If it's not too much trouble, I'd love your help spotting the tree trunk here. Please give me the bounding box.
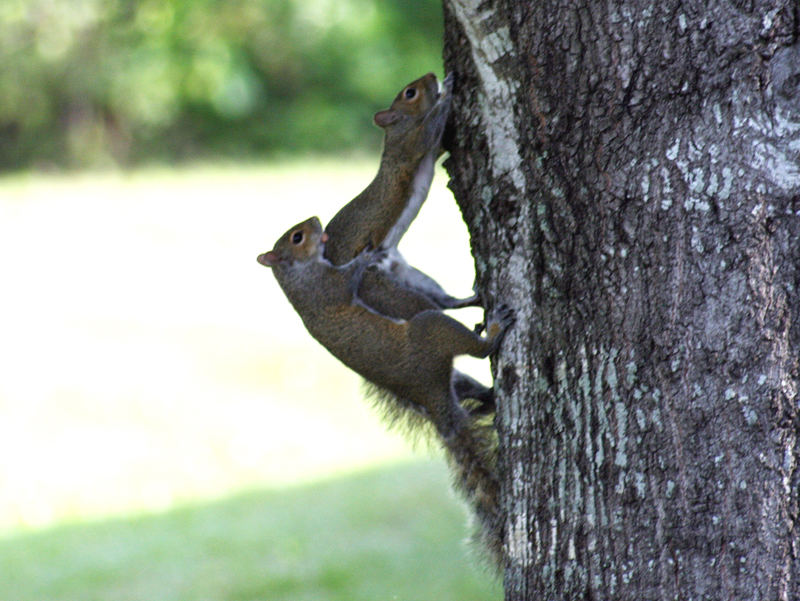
[441,1,800,599]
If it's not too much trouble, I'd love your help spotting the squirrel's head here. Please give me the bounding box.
[258,217,327,268]
[373,72,452,130]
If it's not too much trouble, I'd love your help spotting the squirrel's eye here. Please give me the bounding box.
[291,231,304,245]
[404,87,417,100]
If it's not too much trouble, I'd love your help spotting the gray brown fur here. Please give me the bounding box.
[322,73,478,309]
[258,217,512,566]
[259,217,510,435]
[324,73,450,265]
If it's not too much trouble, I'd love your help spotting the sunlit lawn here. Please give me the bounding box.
[0,463,501,601]
[0,160,497,599]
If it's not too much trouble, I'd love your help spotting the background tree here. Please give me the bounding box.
[442,1,799,599]
[0,0,443,169]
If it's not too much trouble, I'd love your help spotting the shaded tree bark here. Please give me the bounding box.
[442,1,800,599]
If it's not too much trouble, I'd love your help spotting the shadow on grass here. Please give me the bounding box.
[0,460,501,601]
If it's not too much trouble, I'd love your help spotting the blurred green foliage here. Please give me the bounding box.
[0,0,443,169]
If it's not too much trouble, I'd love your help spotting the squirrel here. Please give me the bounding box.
[323,72,479,310]
[257,216,513,566]
[356,260,495,417]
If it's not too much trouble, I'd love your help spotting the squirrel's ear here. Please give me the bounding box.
[257,252,279,267]
[374,109,400,128]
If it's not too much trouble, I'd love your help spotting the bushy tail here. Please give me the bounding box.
[362,379,504,566]
[361,380,436,445]
[442,417,503,569]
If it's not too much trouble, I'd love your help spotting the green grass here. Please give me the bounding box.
[0,162,497,598]
[0,461,501,601]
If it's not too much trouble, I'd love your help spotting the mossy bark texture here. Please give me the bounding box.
[442,1,800,599]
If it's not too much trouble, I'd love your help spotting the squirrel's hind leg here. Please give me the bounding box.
[452,371,495,416]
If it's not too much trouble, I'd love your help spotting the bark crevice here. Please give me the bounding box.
[443,1,800,599]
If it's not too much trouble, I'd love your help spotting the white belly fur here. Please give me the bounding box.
[380,151,435,250]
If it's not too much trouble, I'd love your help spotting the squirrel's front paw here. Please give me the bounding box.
[486,304,515,343]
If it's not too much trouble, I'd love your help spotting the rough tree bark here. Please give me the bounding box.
[441,1,799,599]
